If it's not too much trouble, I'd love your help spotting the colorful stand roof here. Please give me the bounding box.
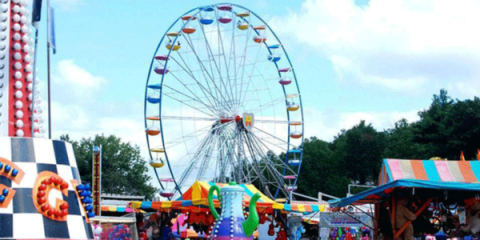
[131,181,325,214]
[100,205,144,213]
[379,159,480,184]
[330,159,480,208]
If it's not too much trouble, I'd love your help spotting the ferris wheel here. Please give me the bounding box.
[144,3,304,201]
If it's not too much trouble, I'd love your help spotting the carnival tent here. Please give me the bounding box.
[330,159,480,208]
[329,159,480,240]
[131,181,326,214]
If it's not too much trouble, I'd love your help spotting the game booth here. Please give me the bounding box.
[305,205,374,240]
[329,159,480,240]
[130,181,327,240]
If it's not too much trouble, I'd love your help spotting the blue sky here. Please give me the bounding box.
[30,0,480,150]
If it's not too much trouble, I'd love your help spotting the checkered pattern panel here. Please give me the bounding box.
[0,137,94,239]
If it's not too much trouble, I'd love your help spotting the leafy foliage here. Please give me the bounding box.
[293,90,480,199]
[60,134,157,200]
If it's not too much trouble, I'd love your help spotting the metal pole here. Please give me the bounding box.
[30,27,39,137]
[46,0,51,139]
[99,145,102,216]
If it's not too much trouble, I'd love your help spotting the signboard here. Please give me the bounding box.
[242,113,254,131]
[320,212,372,228]
[92,146,102,216]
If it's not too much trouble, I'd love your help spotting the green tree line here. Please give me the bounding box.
[60,90,480,201]
[60,135,157,200]
[295,90,480,198]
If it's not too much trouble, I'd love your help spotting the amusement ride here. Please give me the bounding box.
[144,3,304,201]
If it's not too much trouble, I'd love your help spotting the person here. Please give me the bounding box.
[141,212,162,240]
[379,202,393,240]
[92,221,102,240]
[160,222,173,240]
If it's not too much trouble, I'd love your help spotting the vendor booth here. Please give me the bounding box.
[330,159,480,240]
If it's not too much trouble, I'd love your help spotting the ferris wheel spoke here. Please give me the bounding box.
[183,33,233,112]
[250,132,297,175]
[195,140,217,181]
[243,95,286,113]
[197,15,235,109]
[238,52,266,109]
[162,85,219,117]
[240,59,273,111]
[161,115,218,121]
[229,15,238,107]
[248,132,291,197]
[250,133,288,152]
[211,125,237,182]
[229,128,250,184]
[166,72,222,115]
[243,131,274,198]
[252,126,294,146]
[169,53,227,111]
[176,133,216,191]
[213,10,236,107]
[235,17,254,109]
[174,122,233,192]
[236,22,268,108]
[172,47,232,112]
[163,123,215,149]
[198,129,229,181]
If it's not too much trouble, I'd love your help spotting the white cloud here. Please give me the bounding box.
[53,59,106,95]
[49,60,143,146]
[270,0,480,96]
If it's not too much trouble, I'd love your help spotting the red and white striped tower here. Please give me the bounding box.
[0,0,43,137]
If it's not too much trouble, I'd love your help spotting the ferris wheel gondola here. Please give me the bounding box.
[144,4,304,201]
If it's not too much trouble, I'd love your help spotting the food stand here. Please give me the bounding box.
[329,159,480,240]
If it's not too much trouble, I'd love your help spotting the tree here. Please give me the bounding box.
[60,134,157,200]
[384,119,432,159]
[335,121,386,185]
[413,89,455,158]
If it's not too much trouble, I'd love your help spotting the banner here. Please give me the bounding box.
[32,0,42,27]
[319,212,373,228]
[48,6,57,54]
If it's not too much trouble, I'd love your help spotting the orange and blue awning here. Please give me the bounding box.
[379,159,480,184]
[329,179,480,208]
[330,159,480,208]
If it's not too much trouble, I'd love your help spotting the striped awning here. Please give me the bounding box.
[330,159,480,208]
[379,159,480,184]
[329,179,480,207]
[101,205,144,213]
[131,181,326,214]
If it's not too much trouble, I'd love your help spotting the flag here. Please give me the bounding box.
[477,149,480,160]
[48,6,56,54]
[460,151,465,161]
[32,0,42,28]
